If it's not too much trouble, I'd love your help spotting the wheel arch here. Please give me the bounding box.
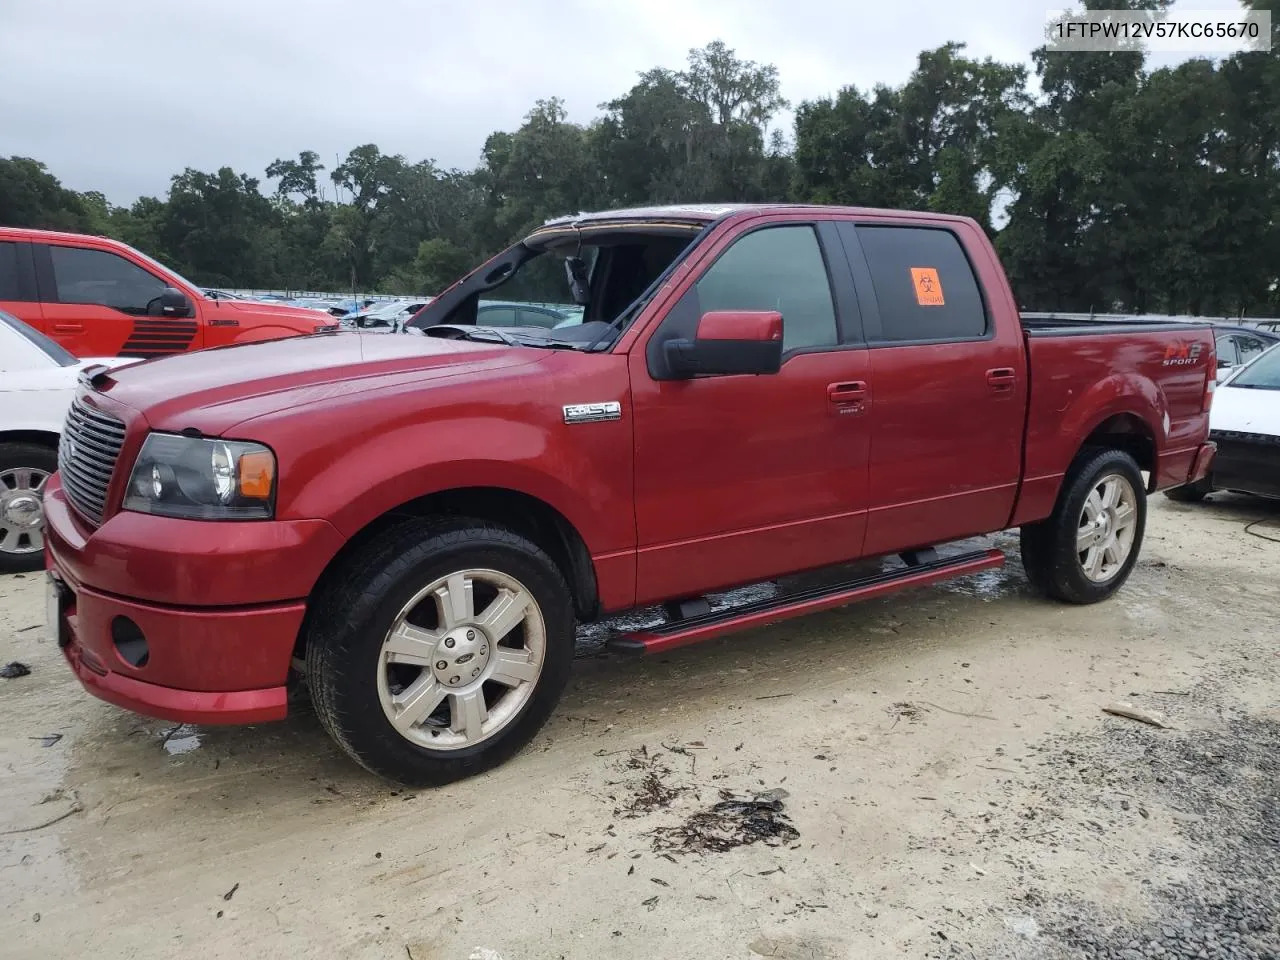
[1079,412,1158,490]
[296,485,601,661]
[0,429,60,450]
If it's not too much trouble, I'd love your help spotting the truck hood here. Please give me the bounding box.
[92,331,539,435]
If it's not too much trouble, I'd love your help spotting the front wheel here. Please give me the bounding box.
[1020,448,1146,605]
[306,518,576,786]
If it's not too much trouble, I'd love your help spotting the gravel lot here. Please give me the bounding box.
[1,495,1277,960]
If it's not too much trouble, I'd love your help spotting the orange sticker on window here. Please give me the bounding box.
[910,267,945,306]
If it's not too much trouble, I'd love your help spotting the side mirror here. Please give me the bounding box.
[664,310,783,379]
[149,286,193,318]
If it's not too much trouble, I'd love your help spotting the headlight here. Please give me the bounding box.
[123,433,276,520]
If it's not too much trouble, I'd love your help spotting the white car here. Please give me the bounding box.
[0,310,134,572]
[343,298,433,332]
[1166,341,1280,502]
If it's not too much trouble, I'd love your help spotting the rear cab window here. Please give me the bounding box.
[840,224,988,344]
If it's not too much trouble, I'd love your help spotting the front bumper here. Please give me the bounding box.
[49,566,300,725]
[1209,431,1280,498]
[44,478,335,725]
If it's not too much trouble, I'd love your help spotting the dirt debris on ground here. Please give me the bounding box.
[650,788,800,856]
[0,495,1278,959]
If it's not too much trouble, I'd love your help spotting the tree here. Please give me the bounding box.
[0,157,95,232]
[6,29,1280,314]
[158,167,281,287]
[266,150,326,206]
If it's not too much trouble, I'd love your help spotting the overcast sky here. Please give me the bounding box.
[0,0,1244,205]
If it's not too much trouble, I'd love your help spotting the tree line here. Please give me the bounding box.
[3,0,1279,316]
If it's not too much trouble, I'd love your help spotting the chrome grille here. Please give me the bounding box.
[59,397,126,525]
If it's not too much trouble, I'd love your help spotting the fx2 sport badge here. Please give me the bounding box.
[1162,342,1204,367]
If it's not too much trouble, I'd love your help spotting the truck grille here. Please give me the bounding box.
[58,397,127,525]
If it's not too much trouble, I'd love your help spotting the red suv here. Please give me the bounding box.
[0,228,335,358]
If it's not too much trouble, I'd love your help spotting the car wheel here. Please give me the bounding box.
[1164,474,1214,503]
[306,517,575,786]
[1019,448,1147,605]
[0,442,56,575]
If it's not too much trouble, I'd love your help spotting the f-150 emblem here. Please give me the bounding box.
[563,402,622,424]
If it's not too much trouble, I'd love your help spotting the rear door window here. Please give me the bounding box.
[852,226,987,343]
[47,245,167,314]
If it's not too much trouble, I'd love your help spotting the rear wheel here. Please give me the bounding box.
[0,442,56,574]
[306,517,575,786]
[1164,474,1213,503]
[1020,448,1146,604]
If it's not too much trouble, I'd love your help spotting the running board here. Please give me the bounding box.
[607,548,1005,656]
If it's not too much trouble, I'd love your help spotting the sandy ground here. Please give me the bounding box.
[1,495,1277,960]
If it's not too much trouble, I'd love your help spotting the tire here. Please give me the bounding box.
[0,442,57,575]
[1164,474,1213,503]
[306,517,576,786]
[1018,448,1147,605]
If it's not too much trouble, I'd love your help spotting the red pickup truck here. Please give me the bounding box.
[43,204,1217,785]
[0,227,336,358]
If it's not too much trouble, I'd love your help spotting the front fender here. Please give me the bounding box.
[276,412,635,562]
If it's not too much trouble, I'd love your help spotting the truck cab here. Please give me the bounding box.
[0,227,335,358]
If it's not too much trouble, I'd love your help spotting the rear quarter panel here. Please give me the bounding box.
[1015,327,1212,524]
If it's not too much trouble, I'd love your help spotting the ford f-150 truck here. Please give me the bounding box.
[43,204,1217,786]
[0,227,336,358]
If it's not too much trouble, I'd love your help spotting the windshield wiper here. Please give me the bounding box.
[458,326,521,346]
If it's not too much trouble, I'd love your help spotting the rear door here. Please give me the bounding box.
[835,220,1026,555]
[629,218,872,604]
[0,239,43,332]
[35,242,203,358]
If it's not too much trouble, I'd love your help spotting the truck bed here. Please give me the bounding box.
[1020,314,1214,337]
[1013,315,1216,526]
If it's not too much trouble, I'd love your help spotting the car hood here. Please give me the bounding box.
[1213,383,1280,436]
[91,331,541,435]
[217,299,334,325]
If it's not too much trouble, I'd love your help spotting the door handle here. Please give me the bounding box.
[986,367,1016,392]
[827,381,868,404]
[53,322,84,333]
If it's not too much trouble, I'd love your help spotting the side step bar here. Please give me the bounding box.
[608,548,1005,656]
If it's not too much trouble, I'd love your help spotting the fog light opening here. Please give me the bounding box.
[111,616,149,668]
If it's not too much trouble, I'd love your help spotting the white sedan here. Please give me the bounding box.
[1166,341,1280,502]
[0,310,133,572]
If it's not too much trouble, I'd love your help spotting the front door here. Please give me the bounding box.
[35,242,203,358]
[629,219,872,605]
